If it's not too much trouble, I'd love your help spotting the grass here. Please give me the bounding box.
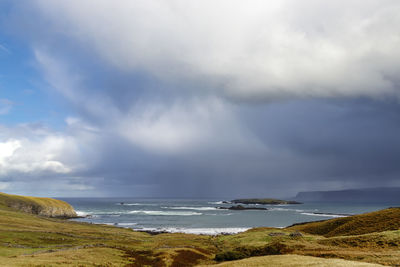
[0,205,217,266]
[288,207,400,237]
[2,247,130,266]
[198,255,385,266]
[0,192,76,218]
[0,194,399,266]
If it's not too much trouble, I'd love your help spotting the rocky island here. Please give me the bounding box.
[217,205,268,210]
[231,198,302,205]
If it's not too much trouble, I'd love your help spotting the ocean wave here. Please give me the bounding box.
[208,201,231,204]
[116,222,138,226]
[93,212,126,216]
[116,203,157,206]
[94,222,137,227]
[128,210,202,216]
[76,211,125,216]
[300,212,349,218]
[134,227,250,235]
[269,207,292,211]
[163,206,218,211]
[269,208,305,212]
[76,211,92,216]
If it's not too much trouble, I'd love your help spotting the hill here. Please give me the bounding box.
[0,193,399,266]
[287,207,400,237]
[0,192,77,218]
[199,255,384,267]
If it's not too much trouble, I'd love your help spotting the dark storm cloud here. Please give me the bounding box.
[1,0,400,197]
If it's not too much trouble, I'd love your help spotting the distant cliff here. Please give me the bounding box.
[295,187,400,203]
[0,192,77,218]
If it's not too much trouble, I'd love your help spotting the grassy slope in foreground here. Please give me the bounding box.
[232,198,302,205]
[198,255,383,267]
[0,192,76,218]
[288,207,400,237]
[0,195,400,266]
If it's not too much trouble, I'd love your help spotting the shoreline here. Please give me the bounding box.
[72,209,352,236]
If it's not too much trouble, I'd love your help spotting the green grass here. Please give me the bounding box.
[199,254,384,267]
[0,192,76,217]
[0,194,399,266]
[288,207,400,237]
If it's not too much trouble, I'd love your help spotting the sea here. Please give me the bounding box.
[60,198,399,235]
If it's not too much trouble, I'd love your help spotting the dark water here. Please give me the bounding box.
[61,198,398,235]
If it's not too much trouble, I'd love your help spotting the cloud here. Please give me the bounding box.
[0,182,10,190]
[1,0,400,197]
[34,48,262,154]
[117,97,263,153]
[0,124,80,178]
[29,0,400,101]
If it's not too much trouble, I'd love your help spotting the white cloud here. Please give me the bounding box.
[33,0,400,100]
[34,49,263,154]
[0,129,81,177]
[3,0,400,197]
[0,139,20,164]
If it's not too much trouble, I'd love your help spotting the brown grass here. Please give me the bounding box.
[1,195,400,266]
[288,207,400,237]
[170,249,207,267]
[199,254,385,267]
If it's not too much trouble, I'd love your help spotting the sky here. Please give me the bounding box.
[0,0,400,198]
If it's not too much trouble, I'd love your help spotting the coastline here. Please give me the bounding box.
[1,197,400,266]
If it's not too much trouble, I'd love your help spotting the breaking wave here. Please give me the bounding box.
[134,227,250,235]
[116,203,157,206]
[208,201,231,204]
[128,210,202,216]
[300,212,349,218]
[163,206,218,211]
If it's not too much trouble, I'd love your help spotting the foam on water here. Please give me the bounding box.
[269,208,305,212]
[117,203,157,206]
[300,212,348,218]
[76,211,92,216]
[163,206,218,211]
[208,201,230,204]
[66,198,389,236]
[134,227,250,235]
[116,222,138,226]
[128,210,202,216]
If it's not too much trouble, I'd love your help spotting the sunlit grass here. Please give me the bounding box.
[0,194,399,266]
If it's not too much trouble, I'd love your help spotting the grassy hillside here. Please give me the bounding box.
[0,192,76,218]
[199,255,384,267]
[288,207,400,237]
[0,195,399,266]
[0,204,217,266]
